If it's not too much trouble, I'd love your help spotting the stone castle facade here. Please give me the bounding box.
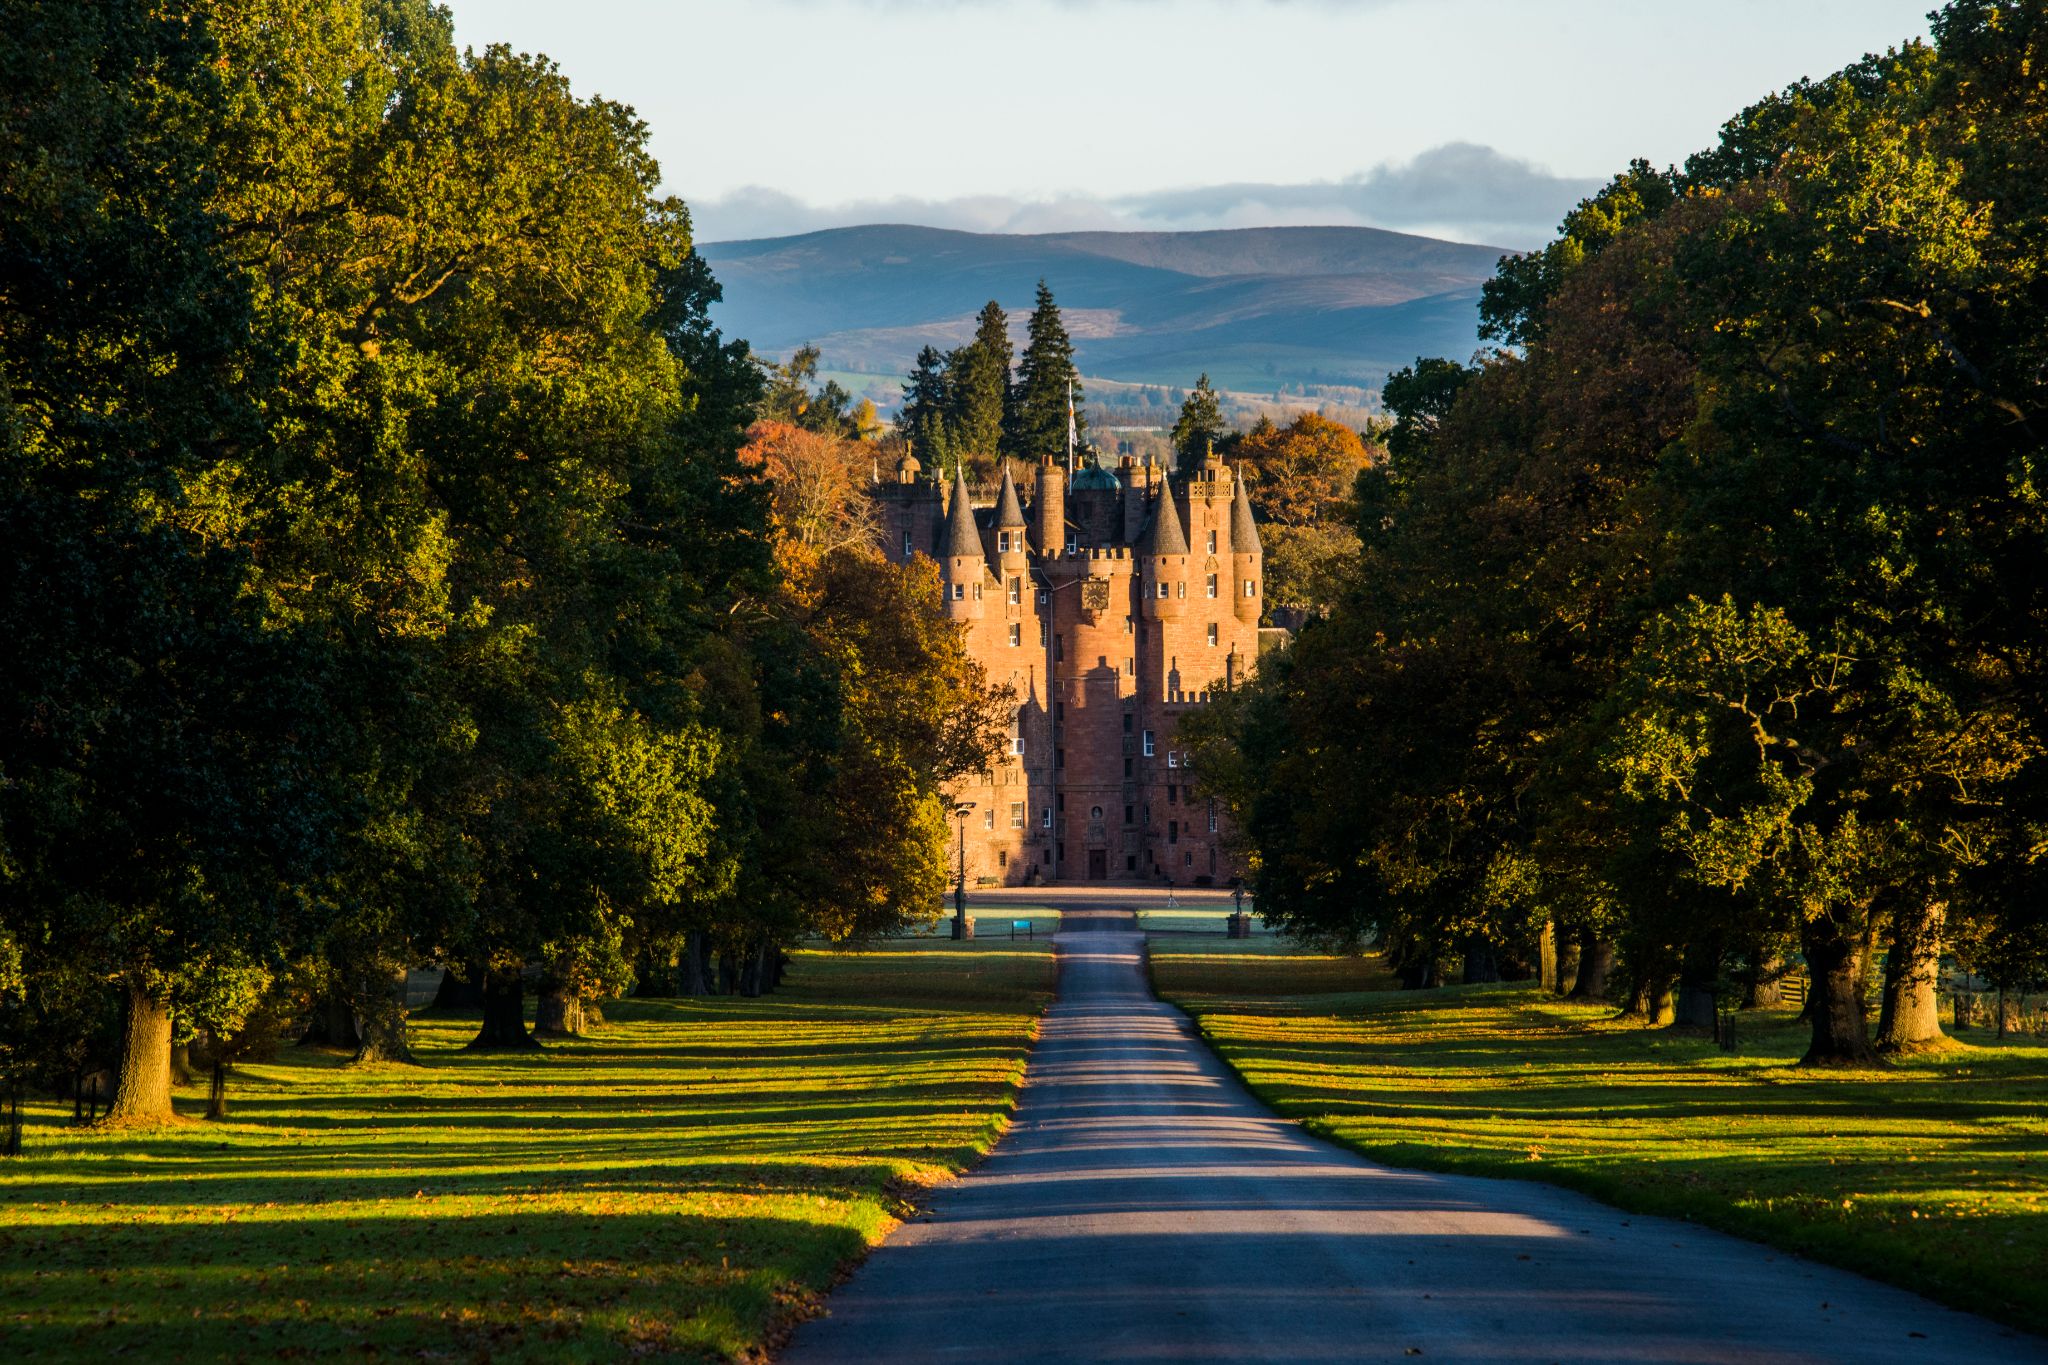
[876,445,1264,886]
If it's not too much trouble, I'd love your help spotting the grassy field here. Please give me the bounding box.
[0,939,1053,1362]
[1150,940,2048,1335]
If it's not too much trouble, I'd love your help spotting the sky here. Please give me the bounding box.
[443,0,1936,248]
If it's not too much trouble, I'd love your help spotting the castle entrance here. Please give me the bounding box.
[1087,848,1108,880]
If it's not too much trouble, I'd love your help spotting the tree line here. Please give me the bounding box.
[0,0,1005,1135]
[897,282,1086,476]
[1189,0,2048,1065]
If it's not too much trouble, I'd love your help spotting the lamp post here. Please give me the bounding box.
[953,801,976,940]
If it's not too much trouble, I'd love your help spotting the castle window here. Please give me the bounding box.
[1207,623,1218,646]
[1169,819,1179,845]
[1010,802,1024,828]
[1177,581,1187,599]
[1245,580,1257,597]
[1055,634,1064,662]
[1206,573,1219,598]
[998,849,1007,868]
[1065,535,1078,554]
[1209,802,1218,833]
[1056,747,1065,768]
[1155,582,1169,599]
[1008,576,1021,604]
[1009,623,1021,647]
[1184,852,1194,868]
[1168,784,1178,804]
[1091,806,1104,821]
[1058,794,1065,811]
[973,582,982,600]
[1168,750,1180,768]
[985,808,996,829]
[1040,621,1049,646]
[951,584,964,601]
[1124,617,1133,634]
[1124,657,1134,676]
[1142,730,1155,756]
[1044,848,1053,865]
[903,531,913,557]
[1123,714,1133,733]
[1042,807,1053,829]
[1126,855,1137,872]
[1207,530,1217,554]
[1124,757,1134,778]
[1038,589,1048,605]
[1124,804,1135,825]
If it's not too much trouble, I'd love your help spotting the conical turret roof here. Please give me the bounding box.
[993,463,1028,528]
[1137,490,1189,557]
[1230,473,1261,555]
[944,465,983,560]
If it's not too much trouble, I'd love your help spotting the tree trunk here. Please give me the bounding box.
[1567,935,1614,1001]
[533,981,585,1038]
[105,979,175,1125]
[1555,936,1580,997]
[169,1039,194,1086]
[429,964,486,1012]
[1876,901,1947,1053]
[717,949,737,996]
[1743,953,1784,1009]
[1537,920,1558,993]
[738,941,764,998]
[205,1062,229,1120]
[3,1080,22,1157]
[1800,915,1881,1066]
[677,932,708,996]
[769,946,787,991]
[1673,983,1717,1029]
[353,964,416,1065]
[298,989,363,1051]
[1627,975,1675,1025]
[466,970,540,1051]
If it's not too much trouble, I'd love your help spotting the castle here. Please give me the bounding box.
[876,444,1265,886]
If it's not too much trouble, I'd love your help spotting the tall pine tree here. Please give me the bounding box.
[897,344,953,469]
[1007,280,1083,459]
[1171,373,1226,469]
[945,300,1010,459]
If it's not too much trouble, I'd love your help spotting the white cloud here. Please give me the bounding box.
[691,143,1598,248]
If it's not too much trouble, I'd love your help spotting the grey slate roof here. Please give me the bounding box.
[994,464,1028,528]
[1136,490,1189,557]
[944,465,983,560]
[1230,474,1262,555]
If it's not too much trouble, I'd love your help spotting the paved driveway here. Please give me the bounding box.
[783,905,2042,1363]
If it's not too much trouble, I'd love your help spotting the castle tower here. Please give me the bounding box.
[993,463,1030,574]
[941,464,987,622]
[1231,472,1261,625]
[1137,487,1189,626]
[1034,458,1066,556]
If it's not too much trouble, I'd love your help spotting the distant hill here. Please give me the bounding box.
[698,225,1509,408]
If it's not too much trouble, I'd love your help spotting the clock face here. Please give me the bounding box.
[1082,577,1111,613]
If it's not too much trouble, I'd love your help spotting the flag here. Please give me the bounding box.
[1065,378,1077,471]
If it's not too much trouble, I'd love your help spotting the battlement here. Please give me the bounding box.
[1164,688,1217,707]
[1086,546,1131,562]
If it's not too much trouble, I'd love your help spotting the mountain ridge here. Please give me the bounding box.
[698,223,1510,403]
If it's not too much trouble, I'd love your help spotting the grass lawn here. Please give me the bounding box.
[1150,939,2048,1336]
[0,939,1053,1362]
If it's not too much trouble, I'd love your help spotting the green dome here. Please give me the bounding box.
[1069,464,1121,492]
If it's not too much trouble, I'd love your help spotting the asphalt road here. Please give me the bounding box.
[782,905,2043,1363]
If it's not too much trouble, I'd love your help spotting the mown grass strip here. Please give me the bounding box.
[1150,940,2048,1336]
[0,939,1052,1362]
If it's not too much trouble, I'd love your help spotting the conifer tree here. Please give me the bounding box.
[1007,280,1084,459]
[1171,373,1226,469]
[945,300,1011,458]
[897,345,953,468]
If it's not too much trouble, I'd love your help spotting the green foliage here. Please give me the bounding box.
[946,301,1012,458]
[1170,373,1226,469]
[1196,1,2048,1062]
[1006,280,1084,460]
